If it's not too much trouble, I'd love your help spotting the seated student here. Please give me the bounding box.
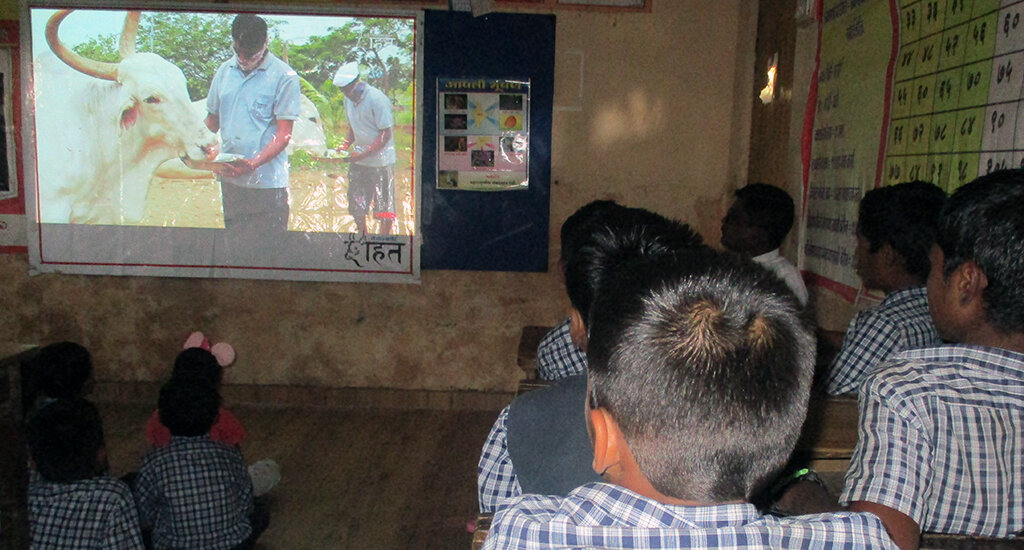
[145,348,245,448]
[483,251,897,549]
[135,378,268,550]
[841,169,1024,550]
[23,341,93,417]
[143,347,279,497]
[535,200,623,381]
[477,207,705,513]
[822,181,946,395]
[721,182,808,305]
[27,398,144,549]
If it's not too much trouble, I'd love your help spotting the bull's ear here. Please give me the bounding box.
[120,99,139,131]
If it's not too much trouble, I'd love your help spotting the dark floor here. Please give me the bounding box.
[98,401,500,550]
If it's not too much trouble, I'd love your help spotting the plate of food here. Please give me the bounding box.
[182,153,246,171]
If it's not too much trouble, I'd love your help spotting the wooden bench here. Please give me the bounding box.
[516,325,552,380]
[1,346,37,550]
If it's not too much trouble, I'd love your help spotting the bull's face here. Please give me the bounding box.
[116,53,218,163]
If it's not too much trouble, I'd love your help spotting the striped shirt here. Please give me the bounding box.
[825,287,942,395]
[842,345,1024,537]
[535,319,587,381]
[483,482,899,549]
[29,475,144,550]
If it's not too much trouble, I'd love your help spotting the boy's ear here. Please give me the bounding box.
[589,407,623,478]
[955,260,988,307]
[569,308,588,351]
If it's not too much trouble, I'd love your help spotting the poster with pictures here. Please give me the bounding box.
[437,77,529,191]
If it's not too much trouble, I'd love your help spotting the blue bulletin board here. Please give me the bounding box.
[421,10,554,271]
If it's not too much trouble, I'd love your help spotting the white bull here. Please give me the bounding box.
[34,10,219,224]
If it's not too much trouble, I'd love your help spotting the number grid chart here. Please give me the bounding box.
[884,0,1024,191]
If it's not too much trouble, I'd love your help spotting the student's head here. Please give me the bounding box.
[559,200,625,268]
[929,169,1024,341]
[563,207,704,347]
[27,398,105,482]
[172,347,223,387]
[720,183,795,256]
[586,250,814,503]
[231,14,268,70]
[35,341,93,400]
[158,378,221,437]
[855,180,946,290]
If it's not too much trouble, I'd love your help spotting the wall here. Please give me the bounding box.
[0,1,757,393]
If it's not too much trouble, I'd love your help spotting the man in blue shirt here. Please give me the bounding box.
[203,14,300,242]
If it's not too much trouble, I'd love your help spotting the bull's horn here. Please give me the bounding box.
[46,9,119,82]
[119,11,140,58]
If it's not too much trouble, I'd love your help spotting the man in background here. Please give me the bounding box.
[333,62,397,235]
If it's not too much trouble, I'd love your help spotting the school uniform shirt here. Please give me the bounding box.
[825,286,942,396]
[841,345,1024,538]
[135,435,253,550]
[535,319,587,381]
[29,475,144,549]
[752,249,808,306]
[478,405,520,513]
[483,482,899,550]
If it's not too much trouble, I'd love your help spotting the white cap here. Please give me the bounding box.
[333,62,360,88]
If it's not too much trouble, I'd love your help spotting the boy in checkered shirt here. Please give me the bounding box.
[822,181,946,395]
[841,169,1024,549]
[483,250,897,550]
[27,398,144,549]
[135,378,268,549]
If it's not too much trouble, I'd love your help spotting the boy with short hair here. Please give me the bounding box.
[823,181,946,395]
[27,398,144,549]
[135,378,264,549]
[483,250,898,549]
[721,182,808,305]
[841,170,1024,549]
[477,206,704,513]
[535,199,623,381]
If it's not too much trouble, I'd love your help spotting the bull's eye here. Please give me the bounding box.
[144,96,161,104]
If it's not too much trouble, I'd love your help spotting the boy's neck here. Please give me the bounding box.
[957,324,1024,355]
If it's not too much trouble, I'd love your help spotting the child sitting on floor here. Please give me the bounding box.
[135,378,269,550]
[27,397,144,549]
[144,346,279,496]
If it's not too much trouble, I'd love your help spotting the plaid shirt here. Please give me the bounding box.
[135,435,253,550]
[483,482,899,549]
[29,475,144,549]
[478,405,520,512]
[825,287,941,395]
[535,319,587,381]
[841,345,1024,537]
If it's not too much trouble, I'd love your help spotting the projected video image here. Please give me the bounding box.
[30,7,417,236]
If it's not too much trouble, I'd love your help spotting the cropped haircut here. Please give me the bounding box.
[172,348,223,386]
[559,200,625,267]
[587,250,814,502]
[734,183,795,249]
[564,207,704,321]
[232,14,268,52]
[35,341,92,400]
[158,378,221,437]
[27,398,104,482]
[858,180,946,280]
[936,169,1024,333]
